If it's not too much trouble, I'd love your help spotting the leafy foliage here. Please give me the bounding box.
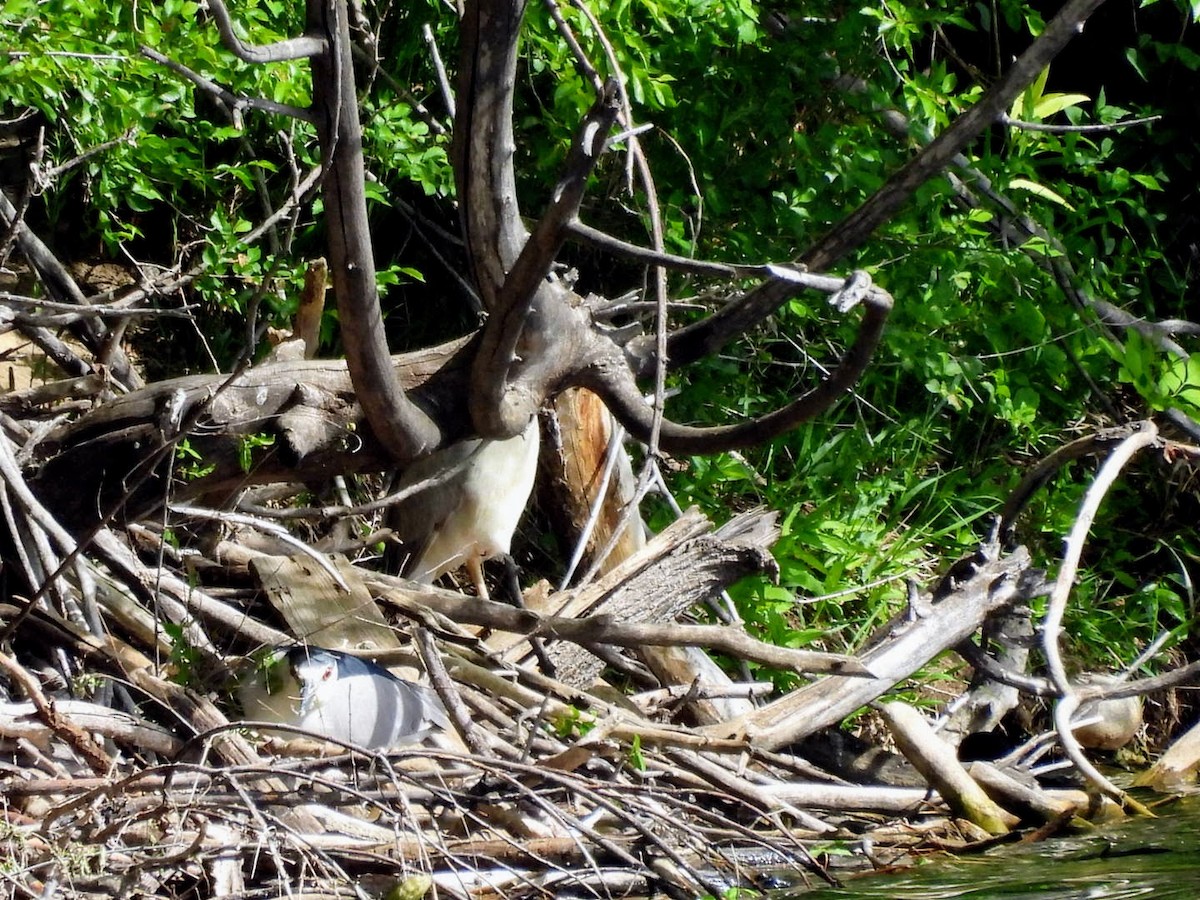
[3,0,1198,684]
[627,1,1200,674]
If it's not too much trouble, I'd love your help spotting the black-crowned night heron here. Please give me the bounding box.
[238,646,449,749]
[389,418,539,599]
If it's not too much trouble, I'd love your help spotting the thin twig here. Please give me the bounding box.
[139,45,315,124]
[999,113,1161,133]
[422,23,455,118]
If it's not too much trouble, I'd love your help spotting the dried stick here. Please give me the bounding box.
[0,649,113,776]
[168,503,349,593]
[1040,421,1158,809]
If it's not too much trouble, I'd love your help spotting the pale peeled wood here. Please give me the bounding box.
[544,388,645,576]
[296,257,328,359]
[1132,717,1200,791]
[704,545,1038,750]
[879,701,1017,835]
[545,389,755,723]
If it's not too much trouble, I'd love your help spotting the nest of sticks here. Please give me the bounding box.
[1,406,1195,898]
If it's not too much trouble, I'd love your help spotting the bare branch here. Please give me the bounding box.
[350,44,448,136]
[0,648,113,775]
[204,0,327,62]
[999,112,1161,133]
[493,81,619,337]
[659,0,1109,367]
[421,23,456,118]
[387,587,867,675]
[139,45,314,123]
[805,0,1108,270]
[307,0,442,461]
[997,423,1158,540]
[1040,421,1158,805]
[584,276,892,455]
[453,0,531,310]
[168,503,351,591]
[470,81,620,434]
[38,128,137,185]
[0,292,193,320]
[567,220,745,279]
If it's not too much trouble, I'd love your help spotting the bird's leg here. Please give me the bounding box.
[500,555,557,678]
[467,555,490,600]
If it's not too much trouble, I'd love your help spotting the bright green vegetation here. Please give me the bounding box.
[2,0,1197,687]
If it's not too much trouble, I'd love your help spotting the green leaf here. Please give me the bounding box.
[1032,92,1090,118]
[1009,177,1076,210]
[1159,356,1200,412]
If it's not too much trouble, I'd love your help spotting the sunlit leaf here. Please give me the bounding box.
[1009,177,1076,210]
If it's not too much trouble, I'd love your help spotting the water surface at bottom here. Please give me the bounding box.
[792,795,1200,900]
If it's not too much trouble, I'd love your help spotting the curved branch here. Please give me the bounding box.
[582,279,893,455]
[997,423,1157,542]
[805,0,1106,271]
[471,81,621,434]
[307,0,441,461]
[206,0,326,62]
[192,2,439,461]
[453,0,530,310]
[627,264,887,377]
[1040,422,1158,806]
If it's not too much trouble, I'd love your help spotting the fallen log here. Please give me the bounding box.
[31,337,474,530]
[702,542,1049,750]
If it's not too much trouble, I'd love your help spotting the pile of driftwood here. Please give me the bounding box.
[4,408,1200,899]
[5,0,1200,892]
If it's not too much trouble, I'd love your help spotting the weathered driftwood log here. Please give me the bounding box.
[941,602,1035,747]
[31,337,474,530]
[0,699,182,755]
[1132,717,1200,791]
[878,700,1018,835]
[702,543,1048,751]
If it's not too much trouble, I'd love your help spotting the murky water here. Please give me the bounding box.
[791,795,1200,900]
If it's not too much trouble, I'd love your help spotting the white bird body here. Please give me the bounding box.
[238,646,448,749]
[391,419,539,598]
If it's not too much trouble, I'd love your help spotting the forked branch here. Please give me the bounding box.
[470,80,621,434]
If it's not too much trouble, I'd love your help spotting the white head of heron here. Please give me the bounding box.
[239,646,449,749]
[391,417,539,599]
